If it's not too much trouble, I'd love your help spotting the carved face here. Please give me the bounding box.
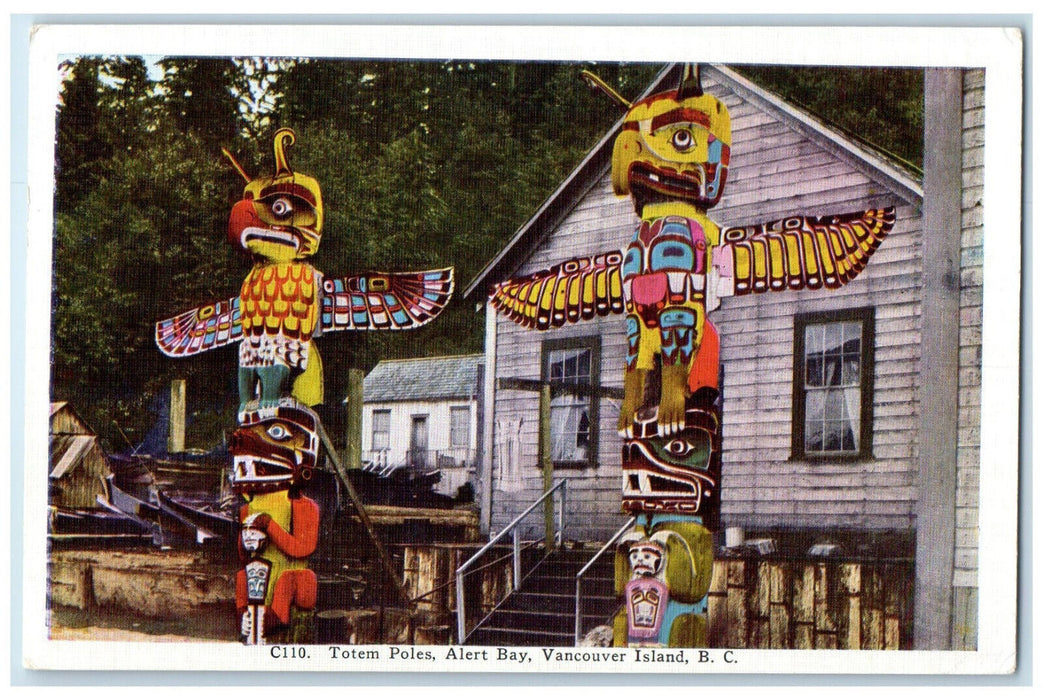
[227,129,324,262]
[240,525,268,554]
[611,89,731,210]
[229,401,320,494]
[622,394,721,516]
[628,541,665,577]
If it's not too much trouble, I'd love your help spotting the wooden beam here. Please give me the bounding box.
[539,382,554,551]
[345,368,364,470]
[168,379,186,454]
[497,376,624,400]
[317,421,414,611]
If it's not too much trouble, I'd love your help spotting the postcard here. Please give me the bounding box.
[19,22,1023,675]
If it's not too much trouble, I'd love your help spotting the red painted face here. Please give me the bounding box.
[230,402,319,494]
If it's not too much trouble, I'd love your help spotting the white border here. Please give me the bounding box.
[23,23,1024,674]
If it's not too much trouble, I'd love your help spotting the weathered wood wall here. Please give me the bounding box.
[951,68,985,651]
[488,66,923,541]
[707,556,914,649]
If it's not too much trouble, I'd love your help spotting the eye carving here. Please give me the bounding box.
[665,439,693,457]
[266,424,290,440]
[271,197,294,218]
[671,129,694,151]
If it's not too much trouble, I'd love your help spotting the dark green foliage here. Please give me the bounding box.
[50,57,921,452]
[734,64,924,171]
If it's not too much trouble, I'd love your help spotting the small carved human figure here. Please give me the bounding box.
[614,516,714,648]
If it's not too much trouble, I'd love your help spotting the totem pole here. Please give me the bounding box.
[488,65,893,647]
[155,128,454,644]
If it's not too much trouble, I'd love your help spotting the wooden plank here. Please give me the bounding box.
[838,564,861,650]
[710,559,728,595]
[725,560,748,648]
[769,563,791,648]
[362,505,479,528]
[861,565,883,649]
[345,369,364,469]
[792,622,814,650]
[168,379,186,454]
[792,565,815,626]
[814,563,836,638]
[707,561,728,648]
[769,602,791,649]
[816,630,838,649]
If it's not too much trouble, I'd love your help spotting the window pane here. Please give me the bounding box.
[372,410,390,451]
[842,355,861,385]
[806,355,824,387]
[450,407,469,448]
[824,323,843,353]
[823,420,843,451]
[563,352,577,381]
[577,350,590,378]
[824,354,843,386]
[805,325,823,355]
[798,316,867,456]
[805,414,824,453]
[545,344,595,463]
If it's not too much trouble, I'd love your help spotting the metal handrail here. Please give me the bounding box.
[455,479,568,643]
[574,515,636,645]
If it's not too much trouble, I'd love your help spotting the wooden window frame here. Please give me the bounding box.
[791,307,875,462]
[371,408,391,452]
[541,335,601,469]
[449,405,471,449]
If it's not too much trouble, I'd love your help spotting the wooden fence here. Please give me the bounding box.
[707,556,914,650]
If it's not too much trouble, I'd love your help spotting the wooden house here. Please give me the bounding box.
[360,354,484,498]
[464,65,983,650]
[49,402,111,510]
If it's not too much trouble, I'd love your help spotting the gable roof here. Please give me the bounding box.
[363,353,483,403]
[464,62,923,299]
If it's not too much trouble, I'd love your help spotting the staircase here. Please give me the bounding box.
[465,547,619,647]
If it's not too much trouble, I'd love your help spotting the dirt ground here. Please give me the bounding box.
[48,605,234,643]
[48,623,225,643]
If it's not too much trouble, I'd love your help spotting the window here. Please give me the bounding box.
[450,406,470,449]
[542,336,600,468]
[371,409,391,451]
[792,309,874,460]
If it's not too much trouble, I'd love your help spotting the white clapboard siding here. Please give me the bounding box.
[952,70,984,607]
[487,67,926,541]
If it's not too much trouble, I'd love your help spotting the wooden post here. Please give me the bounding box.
[345,368,364,470]
[539,382,554,552]
[768,562,791,648]
[168,379,186,454]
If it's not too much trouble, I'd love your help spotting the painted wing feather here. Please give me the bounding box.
[320,267,455,332]
[155,296,243,357]
[717,207,895,296]
[489,251,625,330]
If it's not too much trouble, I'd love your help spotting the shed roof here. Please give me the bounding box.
[464,62,923,299]
[50,434,99,479]
[363,354,483,403]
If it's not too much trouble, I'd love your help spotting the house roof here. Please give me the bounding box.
[49,434,99,479]
[463,62,924,299]
[363,353,483,403]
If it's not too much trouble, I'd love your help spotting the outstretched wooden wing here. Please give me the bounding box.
[716,207,895,296]
[156,296,243,358]
[490,252,626,330]
[320,268,455,332]
[156,268,455,357]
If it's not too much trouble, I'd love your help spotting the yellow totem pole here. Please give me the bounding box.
[156,129,454,644]
[489,65,893,647]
